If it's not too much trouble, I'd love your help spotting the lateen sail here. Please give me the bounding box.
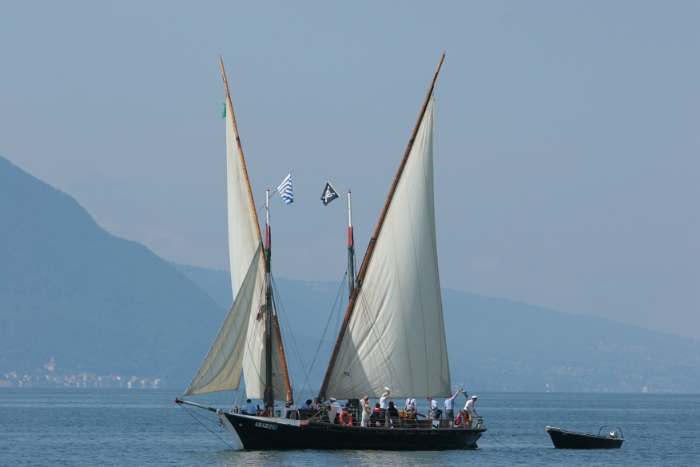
[226,100,259,298]
[220,96,288,400]
[183,246,263,396]
[325,96,450,399]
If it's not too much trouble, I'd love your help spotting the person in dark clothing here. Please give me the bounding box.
[387,401,400,427]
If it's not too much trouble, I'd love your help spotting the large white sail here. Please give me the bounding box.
[183,247,263,396]
[226,100,260,299]
[325,96,450,399]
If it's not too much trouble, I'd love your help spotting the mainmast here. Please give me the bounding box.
[264,189,294,406]
[264,189,273,407]
[347,190,355,299]
[318,54,445,402]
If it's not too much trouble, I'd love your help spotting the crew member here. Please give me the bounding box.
[464,395,480,428]
[404,397,417,418]
[328,397,342,424]
[427,397,442,419]
[444,389,464,426]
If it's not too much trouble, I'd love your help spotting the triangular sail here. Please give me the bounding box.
[226,99,260,299]
[183,247,263,396]
[324,96,450,399]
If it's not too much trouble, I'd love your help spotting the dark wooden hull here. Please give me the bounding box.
[546,426,624,449]
[222,413,485,450]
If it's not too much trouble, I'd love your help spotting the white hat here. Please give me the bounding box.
[472,395,477,399]
[384,387,391,392]
[330,397,337,402]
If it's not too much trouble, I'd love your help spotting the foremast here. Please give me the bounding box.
[318,54,446,402]
[220,58,293,405]
[264,189,294,407]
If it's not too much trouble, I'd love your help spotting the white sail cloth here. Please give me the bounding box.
[226,97,288,401]
[226,100,260,299]
[325,96,451,399]
[183,247,263,396]
[186,99,287,400]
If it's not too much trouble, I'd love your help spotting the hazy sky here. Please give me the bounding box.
[1,1,698,339]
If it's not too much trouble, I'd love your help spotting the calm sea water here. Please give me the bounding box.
[0,389,698,466]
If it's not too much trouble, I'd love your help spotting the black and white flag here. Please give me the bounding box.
[320,182,339,206]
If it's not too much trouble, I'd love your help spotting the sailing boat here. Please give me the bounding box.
[176,55,486,450]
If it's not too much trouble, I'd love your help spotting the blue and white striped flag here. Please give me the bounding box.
[276,173,293,204]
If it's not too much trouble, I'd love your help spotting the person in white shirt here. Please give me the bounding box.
[464,395,479,427]
[402,396,417,427]
[379,388,390,427]
[360,395,371,427]
[427,397,442,419]
[444,389,464,426]
[328,397,342,424]
[403,397,417,418]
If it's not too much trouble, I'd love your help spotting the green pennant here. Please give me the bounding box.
[221,103,226,119]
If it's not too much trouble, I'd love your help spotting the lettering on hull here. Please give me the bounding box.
[255,421,278,430]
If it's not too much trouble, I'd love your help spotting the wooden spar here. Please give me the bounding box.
[272,313,294,402]
[220,58,293,403]
[318,54,445,402]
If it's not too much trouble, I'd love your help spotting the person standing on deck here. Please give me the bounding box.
[464,395,480,427]
[283,402,293,419]
[361,395,371,427]
[404,397,417,419]
[329,397,342,424]
[444,389,464,426]
[379,388,390,427]
[428,397,442,419]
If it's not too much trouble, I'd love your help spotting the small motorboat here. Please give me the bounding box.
[546,425,625,449]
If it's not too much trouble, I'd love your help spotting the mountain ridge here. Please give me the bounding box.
[2,153,697,393]
[171,263,700,393]
[0,155,225,387]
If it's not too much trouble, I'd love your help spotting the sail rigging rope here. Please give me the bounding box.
[178,404,236,450]
[269,276,303,397]
[294,272,348,401]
